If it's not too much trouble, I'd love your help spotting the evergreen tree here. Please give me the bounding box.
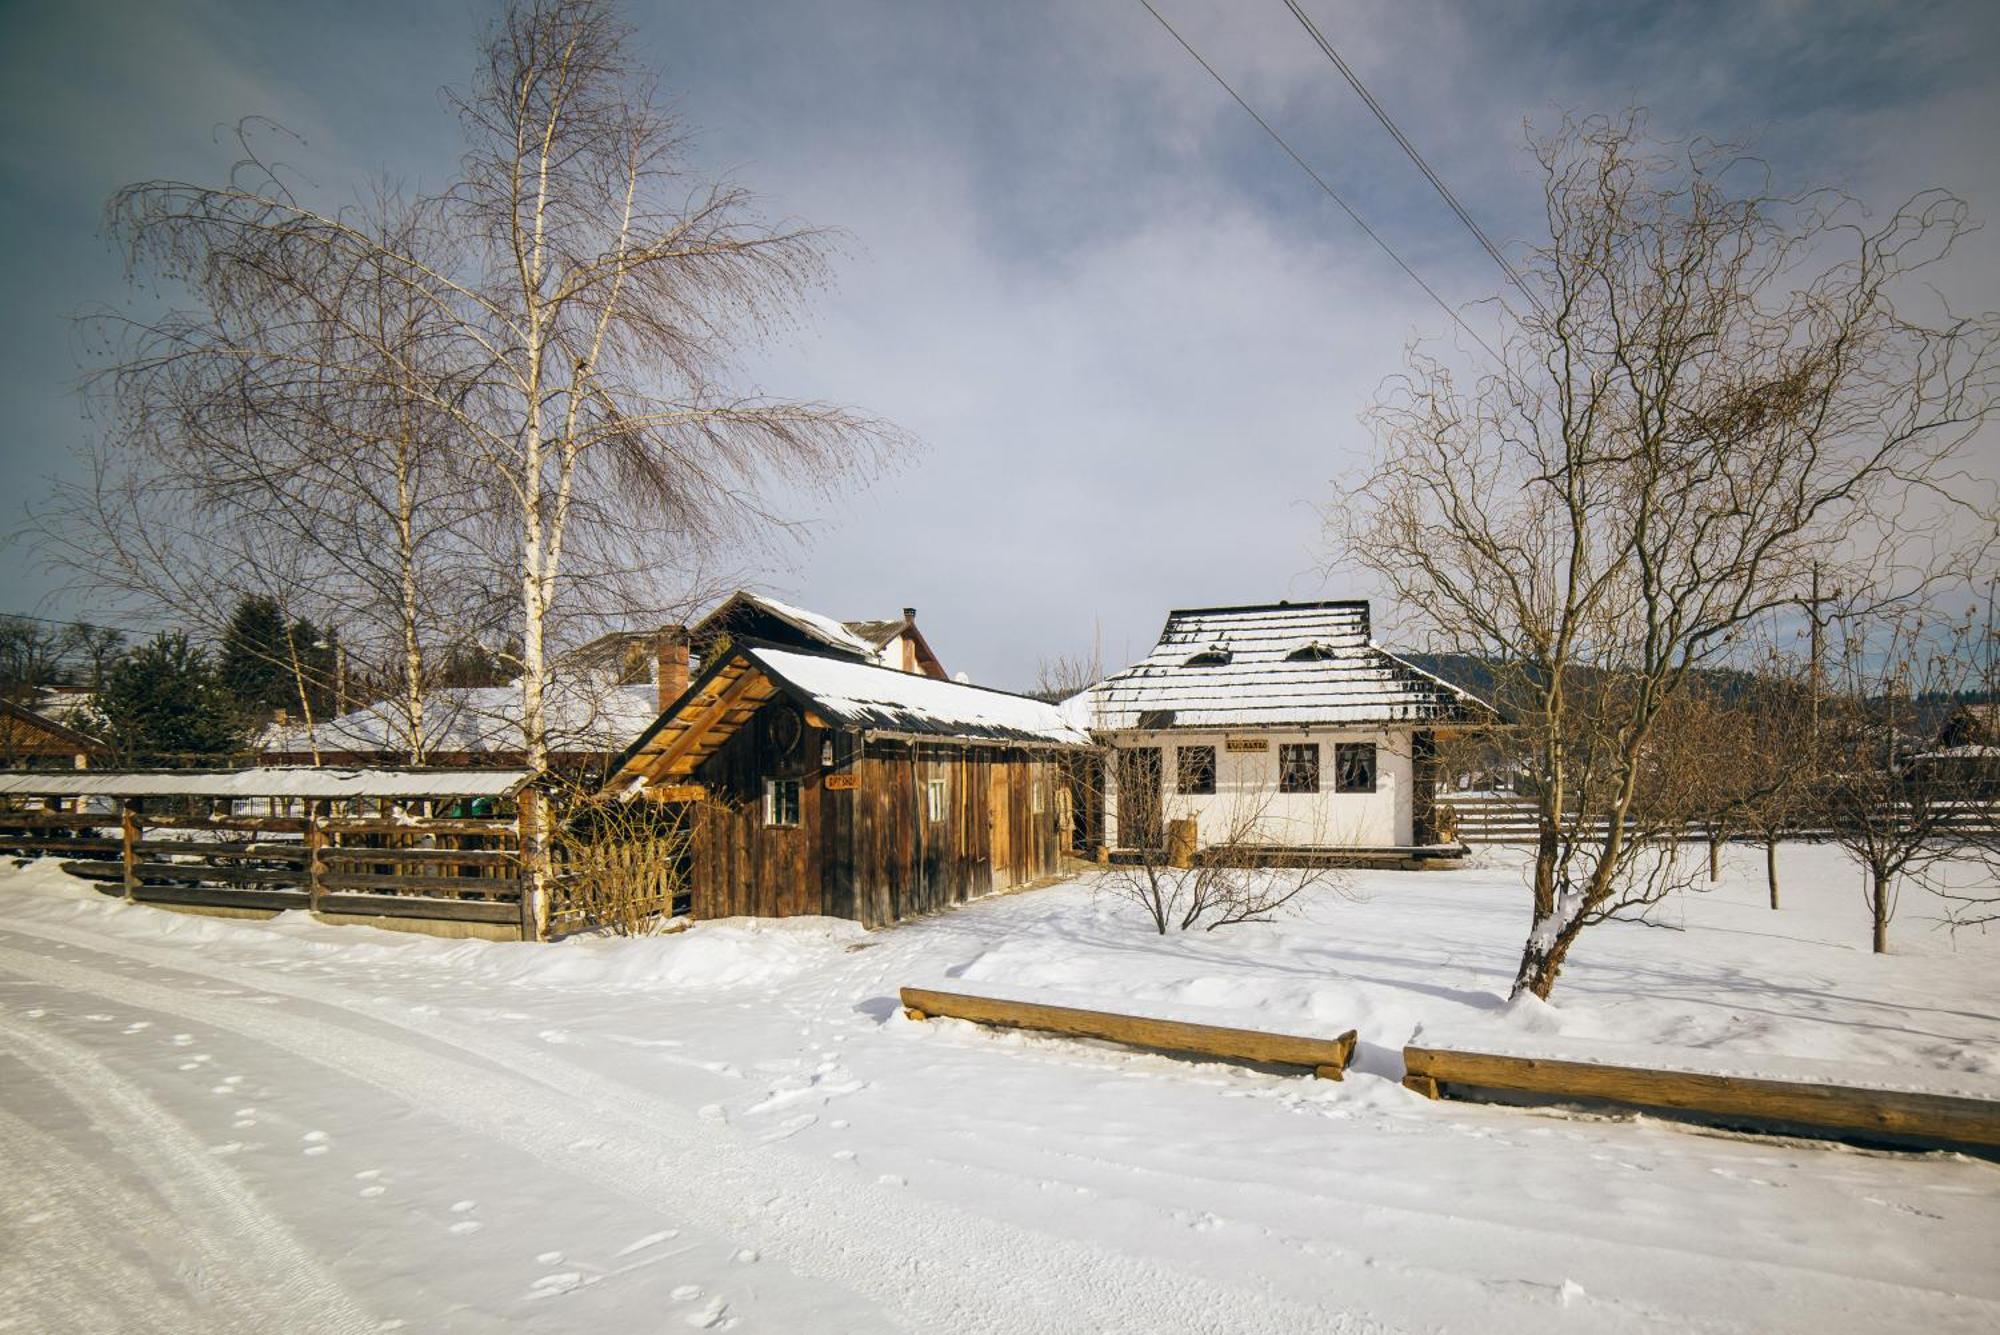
[91,632,244,763]
[219,595,340,723]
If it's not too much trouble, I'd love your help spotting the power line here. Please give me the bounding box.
[1134,0,1501,363]
[1278,0,1544,317]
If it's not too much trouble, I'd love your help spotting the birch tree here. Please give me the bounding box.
[1338,114,1999,998]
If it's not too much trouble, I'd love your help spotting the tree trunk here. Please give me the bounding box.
[1511,907,1583,999]
[1765,836,1779,910]
[1708,829,1721,882]
[1871,868,1890,954]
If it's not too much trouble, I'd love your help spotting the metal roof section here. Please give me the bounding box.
[1077,600,1496,731]
[0,768,535,800]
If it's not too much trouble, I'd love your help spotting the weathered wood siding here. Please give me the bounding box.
[689,701,1066,926]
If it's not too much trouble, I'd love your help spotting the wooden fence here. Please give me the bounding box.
[1440,793,1998,845]
[0,801,537,937]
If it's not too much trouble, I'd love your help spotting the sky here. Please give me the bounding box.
[2,0,1996,690]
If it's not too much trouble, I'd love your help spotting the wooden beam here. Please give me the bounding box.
[643,666,768,780]
[120,799,139,902]
[899,985,1356,1078]
[1401,1045,2000,1150]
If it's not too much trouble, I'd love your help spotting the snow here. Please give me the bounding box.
[262,678,659,758]
[0,843,1996,1332]
[0,766,533,800]
[1080,601,1496,730]
[723,591,884,661]
[749,644,1089,745]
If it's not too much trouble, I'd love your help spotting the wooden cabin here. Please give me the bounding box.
[1,698,105,770]
[608,640,1089,926]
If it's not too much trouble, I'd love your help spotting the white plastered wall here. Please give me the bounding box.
[1102,729,1414,849]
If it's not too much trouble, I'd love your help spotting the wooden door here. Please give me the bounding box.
[989,766,1012,883]
[1117,747,1163,849]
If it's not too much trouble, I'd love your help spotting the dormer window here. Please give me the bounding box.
[1287,640,1342,661]
[1184,642,1232,667]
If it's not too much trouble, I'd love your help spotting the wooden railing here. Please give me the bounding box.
[1,802,537,939]
[1439,794,1999,845]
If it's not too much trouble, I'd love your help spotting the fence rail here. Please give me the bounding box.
[1440,795,2000,844]
[2,797,540,939]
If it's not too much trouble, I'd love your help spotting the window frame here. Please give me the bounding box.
[1334,742,1378,794]
[764,777,801,827]
[925,775,949,823]
[1278,742,1320,795]
[1176,744,1217,796]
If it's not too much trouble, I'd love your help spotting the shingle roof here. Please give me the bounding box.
[749,646,1086,746]
[1075,601,1494,731]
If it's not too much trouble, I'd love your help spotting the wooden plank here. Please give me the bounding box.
[58,859,124,881]
[0,836,124,856]
[0,812,119,829]
[317,892,521,925]
[128,861,305,886]
[121,800,139,902]
[318,871,520,897]
[319,847,517,868]
[900,985,1357,1078]
[320,818,516,838]
[130,840,307,860]
[1401,1045,2000,1150]
[139,814,310,834]
[132,883,308,912]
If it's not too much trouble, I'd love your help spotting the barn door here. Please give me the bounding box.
[989,766,1012,883]
[1118,747,1163,849]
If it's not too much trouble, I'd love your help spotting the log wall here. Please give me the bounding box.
[688,705,1068,926]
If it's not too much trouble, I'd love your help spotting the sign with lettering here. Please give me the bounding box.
[1225,737,1269,752]
[823,772,861,791]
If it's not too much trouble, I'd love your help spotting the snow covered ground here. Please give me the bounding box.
[0,843,1995,1334]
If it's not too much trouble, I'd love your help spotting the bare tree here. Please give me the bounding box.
[1338,113,1999,998]
[1095,764,1348,933]
[1819,612,1998,952]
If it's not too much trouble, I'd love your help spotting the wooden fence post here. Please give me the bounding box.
[120,798,140,902]
[518,787,546,944]
[305,800,326,914]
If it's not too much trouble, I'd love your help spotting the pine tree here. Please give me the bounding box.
[91,632,244,763]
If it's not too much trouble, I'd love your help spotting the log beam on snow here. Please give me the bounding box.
[1401,1045,2000,1151]
[899,985,1356,1078]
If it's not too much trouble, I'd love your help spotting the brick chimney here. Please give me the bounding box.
[900,608,918,673]
[656,626,690,712]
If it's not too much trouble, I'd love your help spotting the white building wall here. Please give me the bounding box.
[1102,729,1415,849]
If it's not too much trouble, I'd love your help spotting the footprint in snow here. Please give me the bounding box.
[448,1220,484,1236]
[301,1131,331,1157]
[615,1229,678,1257]
[697,1105,728,1124]
[830,1148,856,1162]
[536,1251,565,1265]
[450,1200,477,1213]
[685,1296,730,1328]
[122,1021,150,1033]
[83,1013,115,1022]
[354,1169,383,1180]
[359,1185,387,1199]
[527,1271,584,1299]
[670,1285,703,1302]
[169,1034,194,1046]
[877,1174,906,1188]
[732,1248,759,1264]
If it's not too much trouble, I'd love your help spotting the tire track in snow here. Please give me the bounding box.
[0,1011,377,1335]
[0,932,1386,1335]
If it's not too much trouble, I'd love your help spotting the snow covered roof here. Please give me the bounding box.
[612,641,1087,785]
[1076,601,1495,732]
[0,767,533,800]
[690,591,946,678]
[748,646,1087,746]
[261,679,658,759]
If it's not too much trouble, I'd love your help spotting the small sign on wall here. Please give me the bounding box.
[1225,737,1269,752]
[823,772,861,791]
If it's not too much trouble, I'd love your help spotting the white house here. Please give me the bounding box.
[1069,600,1496,863]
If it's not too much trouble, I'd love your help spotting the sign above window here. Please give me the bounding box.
[1225,737,1269,752]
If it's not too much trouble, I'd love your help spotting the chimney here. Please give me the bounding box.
[900,608,918,673]
[656,626,690,712]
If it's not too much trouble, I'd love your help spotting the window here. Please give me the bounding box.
[1183,642,1233,667]
[926,776,948,822]
[1286,640,1342,661]
[1176,745,1216,795]
[764,778,801,827]
[1031,772,1045,814]
[1279,743,1319,794]
[1335,742,1378,794]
